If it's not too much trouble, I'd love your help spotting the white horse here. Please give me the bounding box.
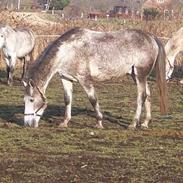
[165,27,183,81]
[22,28,168,129]
[0,24,35,85]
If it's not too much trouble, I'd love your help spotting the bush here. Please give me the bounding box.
[143,8,160,20]
[49,0,70,10]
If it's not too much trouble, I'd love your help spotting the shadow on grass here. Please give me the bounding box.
[0,69,6,77]
[0,69,7,84]
[0,69,22,86]
[0,104,129,128]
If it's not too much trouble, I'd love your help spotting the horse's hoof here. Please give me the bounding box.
[95,124,104,129]
[59,122,68,128]
[128,124,138,130]
[7,81,13,86]
[141,123,149,129]
[180,80,183,84]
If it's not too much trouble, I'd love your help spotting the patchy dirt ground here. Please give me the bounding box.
[0,11,59,27]
[0,70,182,183]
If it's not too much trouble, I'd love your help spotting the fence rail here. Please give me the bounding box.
[35,34,171,40]
[35,35,61,38]
[0,34,171,68]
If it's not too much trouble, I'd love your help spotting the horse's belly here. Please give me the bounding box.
[16,42,34,58]
[89,61,129,81]
[16,49,31,58]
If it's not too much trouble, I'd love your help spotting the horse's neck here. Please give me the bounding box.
[43,71,57,92]
[4,26,15,37]
[32,63,58,94]
[4,27,16,49]
[34,71,57,95]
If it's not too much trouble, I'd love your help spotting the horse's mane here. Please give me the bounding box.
[27,28,83,84]
[26,34,65,86]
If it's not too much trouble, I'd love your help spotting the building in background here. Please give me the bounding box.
[108,0,146,19]
[0,0,182,19]
[143,0,173,11]
[142,0,175,18]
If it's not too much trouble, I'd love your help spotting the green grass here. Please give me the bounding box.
[0,69,182,183]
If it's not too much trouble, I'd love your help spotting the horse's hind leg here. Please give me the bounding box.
[141,82,151,128]
[79,79,103,129]
[129,77,147,129]
[59,78,73,128]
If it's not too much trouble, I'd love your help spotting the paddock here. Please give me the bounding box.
[0,11,182,181]
[0,69,182,182]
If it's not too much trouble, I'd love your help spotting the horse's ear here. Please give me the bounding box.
[22,80,28,87]
[1,27,7,32]
[29,79,35,88]
[22,79,34,88]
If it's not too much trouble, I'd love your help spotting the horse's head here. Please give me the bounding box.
[165,39,176,81]
[165,56,174,81]
[22,79,47,127]
[165,28,183,81]
[0,27,6,49]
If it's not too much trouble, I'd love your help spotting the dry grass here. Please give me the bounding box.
[0,11,183,67]
[0,71,182,183]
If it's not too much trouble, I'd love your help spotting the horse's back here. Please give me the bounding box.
[165,27,183,54]
[14,28,35,57]
[0,25,35,58]
[58,28,159,80]
[62,28,159,66]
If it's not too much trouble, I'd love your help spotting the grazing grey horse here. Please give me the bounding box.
[22,28,168,129]
[0,24,35,85]
[165,27,183,81]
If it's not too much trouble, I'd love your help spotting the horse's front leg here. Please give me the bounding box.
[59,79,73,128]
[5,55,16,86]
[21,57,26,80]
[129,77,147,129]
[79,78,103,129]
[21,55,30,80]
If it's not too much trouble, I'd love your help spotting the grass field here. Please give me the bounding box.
[0,69,182,183]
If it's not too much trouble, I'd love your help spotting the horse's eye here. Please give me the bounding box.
[30,98,34,102]
[0,35,3,38]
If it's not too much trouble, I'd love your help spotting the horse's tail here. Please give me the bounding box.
[154,37,168,115]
